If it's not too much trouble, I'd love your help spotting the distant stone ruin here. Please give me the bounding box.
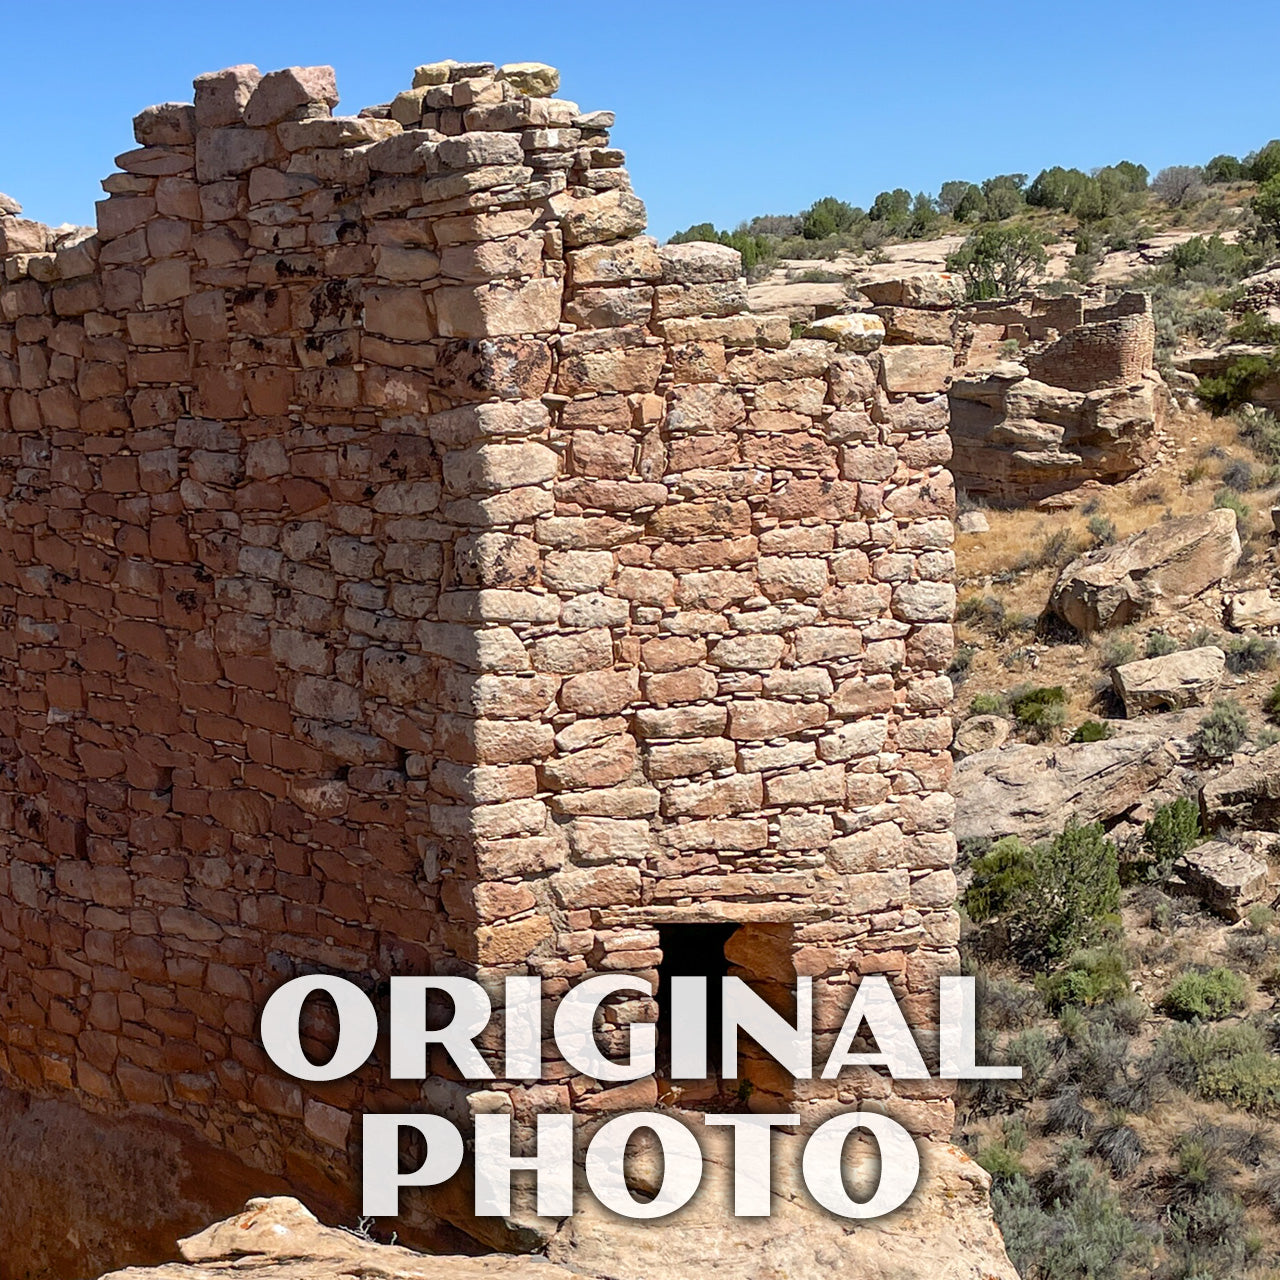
[0,59,959,1275]
[949,290,1165,504]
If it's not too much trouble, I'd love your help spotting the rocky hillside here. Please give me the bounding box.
[100,1138,1020,1280]
[949,372,1280,1276]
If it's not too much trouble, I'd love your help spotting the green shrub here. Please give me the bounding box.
[1009,685,1068,738]
[1162,967,1249,1021]
[976,1139,1027,1182]
[1235,404,1280,464]
[1086,514,1116,545]
[971,691,1008,716]
[991,1155,1152,1280]
[964,821,1120,965]
[946,222,1049,300]
[1142,797,1201,872]
[1212,486,1250,527]
[1071,720,1111,743]
[1200,354,1280,415]
[1099,638,1136,670]
[1143,630,1178,658]
[1195,699,1248,760]
[1266,681,1280,724]
[1227,309,1280,345]
[1225,634,1277,674]
[1038,945,1131,1012]
[1161,1022,1280,1115]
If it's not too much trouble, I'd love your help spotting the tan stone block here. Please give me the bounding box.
[661,774,763,818]
[566,236,662,286]
[363,287,432,340]
[765,764,846,806]
[879,344,954,393]
[552,865,643,910]
[436,277,563,338]
[645,737,736,779]
[476,913,553,964]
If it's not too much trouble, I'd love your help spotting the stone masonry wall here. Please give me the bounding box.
[0,59,958,1256]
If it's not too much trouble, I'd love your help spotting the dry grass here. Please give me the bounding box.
[953,403,1280,735]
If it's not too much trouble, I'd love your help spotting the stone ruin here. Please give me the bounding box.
[0,59,960,1275]
[783,275,1165,506]
[949,289,1165,504]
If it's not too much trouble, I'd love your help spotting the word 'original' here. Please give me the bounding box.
[259,973,1018,1219]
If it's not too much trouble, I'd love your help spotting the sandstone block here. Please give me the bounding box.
[497,62,561,97]
[436,278,563,338]
[243,66,339,127]
[193,64,262,128]
[1112,646,1225,715]
[557,189,647,247]
[879,344,954,393]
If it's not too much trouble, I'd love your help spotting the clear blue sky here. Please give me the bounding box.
[1,0,1276,241]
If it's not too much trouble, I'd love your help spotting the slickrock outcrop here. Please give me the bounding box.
[98,1143,1021,1280]
[1178,838,1271,920]
[101,1198,594,1280]
[0,55,962,1271]
[1200,742,1280,832]
[952,733,1177,844]
[1047,509,1241,633]
[1111,646,1225,715]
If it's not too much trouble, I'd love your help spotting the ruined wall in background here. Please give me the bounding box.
[0,58,958,1270]
[950,291,1163,503]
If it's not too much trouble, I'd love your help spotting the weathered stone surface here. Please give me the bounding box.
[952,734,1176,843]
[1112,646,1225,715]
[548,1135,1018,1280]
[243,66,339,126]
[99,1165,1018,1280]
[1227,587,1280,630]
[880,344,954,393]
[101,1198,594,1280]
[1048,509,1242,633]
[860,273,966,309]
[803,312,885,353]
[497,62,560,96]
[1178,839,1271,920]
[1200,742,1280,832]
[657,241,741,284]
[951,714,1011,758]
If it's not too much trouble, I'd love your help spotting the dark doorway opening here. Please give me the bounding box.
[655,922,738,1102]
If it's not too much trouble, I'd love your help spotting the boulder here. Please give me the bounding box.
[1178,839,1271,920]
[1111,646,1225,715]
[548,1134,1018,1280]
[859,273,966,309]
[96,1143,1020,1280]
[952,714,1011,758]
[952,733,1176,844]
[0,192,23,216]
[1200,742,1280,832]
[956,511,988,534]
[496,62,560,97]
[100,1198,594,1280]
[1048,508,1241,633]
[803,312,884,353]
[1227,587,1280,629]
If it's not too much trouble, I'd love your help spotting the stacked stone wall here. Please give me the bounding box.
[1025,308,1155,393]
[0,59,957,1252]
